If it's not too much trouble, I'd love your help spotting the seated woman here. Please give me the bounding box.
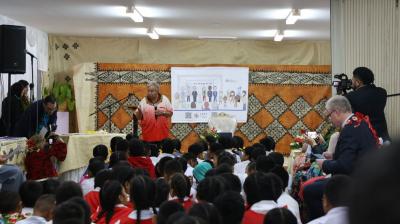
[25,134,67,180]
[91,180,132,223]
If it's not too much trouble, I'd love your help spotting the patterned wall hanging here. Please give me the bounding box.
[89,63,332,155]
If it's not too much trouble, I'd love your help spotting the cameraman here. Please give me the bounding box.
[345,67,390,141]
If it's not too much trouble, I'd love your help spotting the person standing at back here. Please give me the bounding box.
[345,67,390,142]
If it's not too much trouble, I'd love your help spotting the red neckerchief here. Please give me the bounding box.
[345,112,380,146]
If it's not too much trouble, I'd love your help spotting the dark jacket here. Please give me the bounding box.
[345,85,389,140]
[0,95,24,136]
[322,116,377,175]
[12,99,57,138]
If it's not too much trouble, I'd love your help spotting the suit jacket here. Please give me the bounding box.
[12,99,57,138]
[345,85,389,140]
[322,116,377,175]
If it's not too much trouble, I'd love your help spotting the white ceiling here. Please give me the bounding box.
[0,0,330,40]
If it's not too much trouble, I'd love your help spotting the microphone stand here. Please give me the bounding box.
[26,51,36,102]
[89,94,132,133]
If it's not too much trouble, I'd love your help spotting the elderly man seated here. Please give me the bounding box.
[303,95,378,221]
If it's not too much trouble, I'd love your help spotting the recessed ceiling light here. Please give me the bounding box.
[147,28,159,39]
[126,6,143,23]
[286,9,301,25]
[274,30,284,41]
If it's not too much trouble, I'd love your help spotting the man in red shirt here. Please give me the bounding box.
[133,81,173,146]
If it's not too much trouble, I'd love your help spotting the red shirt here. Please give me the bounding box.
[139,95,172,142]
[91,204,133,224]
[242,210,265,224]
[171,198,194,211]
[127,156,156,179]
[25,141,67,180]
[84,189,100,214]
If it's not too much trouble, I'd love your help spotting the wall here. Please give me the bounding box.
[331,0,400,138]
[48,35,331,84]
[0,14,48,114]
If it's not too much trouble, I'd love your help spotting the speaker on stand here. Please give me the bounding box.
[0,24,26,135]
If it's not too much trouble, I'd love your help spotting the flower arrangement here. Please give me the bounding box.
[199,127,219,142]
[290,129,306,150]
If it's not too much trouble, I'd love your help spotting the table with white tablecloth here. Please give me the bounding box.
[58,133,126,182]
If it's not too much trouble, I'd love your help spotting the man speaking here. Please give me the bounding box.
[345,67,390,142]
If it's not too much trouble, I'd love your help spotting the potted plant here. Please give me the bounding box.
[43,76,75,112]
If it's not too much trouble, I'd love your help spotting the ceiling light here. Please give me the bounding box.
[126,6,143,23]
[286,9,301,25]
[147,28,159,39]
[274,30,284,42]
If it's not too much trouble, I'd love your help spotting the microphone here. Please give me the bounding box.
[154,105,157,119]
[25,50,37,59]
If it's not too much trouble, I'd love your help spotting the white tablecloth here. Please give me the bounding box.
[59,133,125,174]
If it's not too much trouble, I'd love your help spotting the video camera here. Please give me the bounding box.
[332,73,352,95]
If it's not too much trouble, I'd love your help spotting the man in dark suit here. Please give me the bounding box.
[12,95,58,138]
[345,67,390,141]
[304,95,378,220]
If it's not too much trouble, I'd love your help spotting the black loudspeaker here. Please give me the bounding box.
[0,25,26,74]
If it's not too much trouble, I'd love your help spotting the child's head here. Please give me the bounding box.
[267,152,284,167]
[323,174,352,213]
[112,165,134,192]
[32,194,56,221]
[53,201,85,224]
[170,173,190,203]
[214,191,245,224]
[171,139,181,153]
[161,138,175,154]
[108,151,128,168]
[67,197,91,224]
[19,180,43,208]
[188,203,222,224]
[0,191,22,214]
[244,172,283,206]
[98,180,128,223]
[196,176,228,203]
[219,173,241,193]
[153,178,170,208]
[55,181,83,205]
[164,159,183,182]
[188,143,204,159]
[94,169,113,189]
[182,152,198,168]
[128,138,145,157]
[88,157,106,178]
[264,207,297,224]
[270,166,289,191]
[42,179,61,195]
[256,155,275,173]
[115,139,129,154]
[156,157,173,178]
[157,201,184,224]
[130,175,155,211]
[92,144,108,161]
[259,136,276,152]
[232,136,244,149]
[110,136,124,153]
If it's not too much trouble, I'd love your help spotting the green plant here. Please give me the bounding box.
[44,76,75,111]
